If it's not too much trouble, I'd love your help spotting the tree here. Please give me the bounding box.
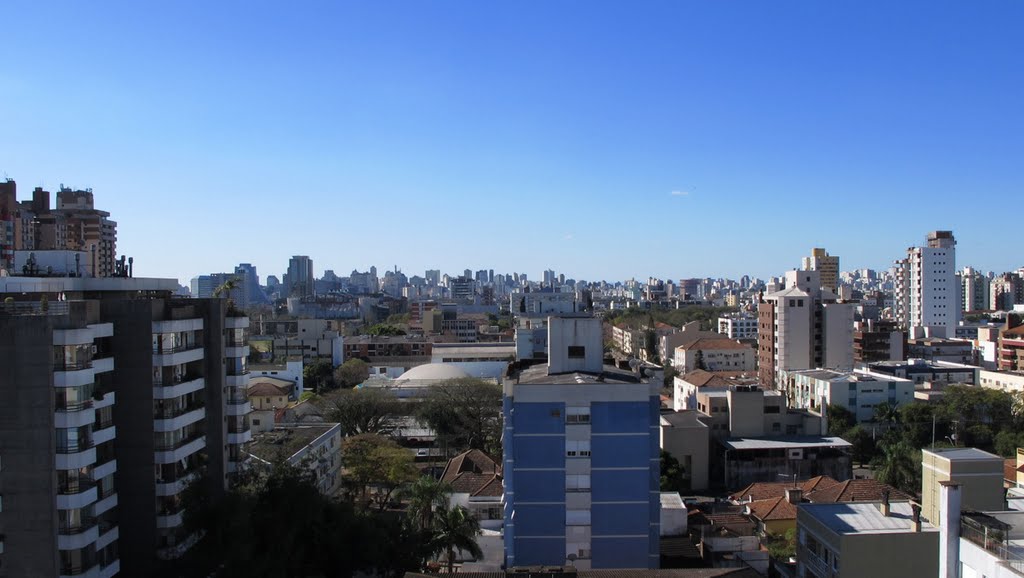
[663,363,678,388]
[403,475,453,531]
[213,276,242,312]
[343,434,419,511]
[994,430,1024,458]
[844,425,878,465]
[660,450,689,493]
[872,439,921,496]
[826,404,856,438]
[366,323,407,337]
[334,358,370,388]
[416,378,502,456]
[766,528,797,561]
[322,387,402,437]
[873,401,901,427]
[177,463,425,578]
[428,505,483,573]
[303,359,335,393]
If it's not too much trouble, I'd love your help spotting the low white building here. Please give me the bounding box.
[251,359,305,398]
[979,369,1024,393]
[780,368,916,423]
[431,342,514,379]
[247,423,343,495]
[674,336,756,374]
[718,313,758,341]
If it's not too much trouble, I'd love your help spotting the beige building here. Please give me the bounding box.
[796,500,939,578]
[659,410,710,491]
[921,447,1005,525]
[802,248,840,294]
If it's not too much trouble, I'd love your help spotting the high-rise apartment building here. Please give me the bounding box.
[503,315,660,570]
[757,269,855,389]
[283,255,314,298]
[802,248,840,293]
[0,182,118,277]
[0,275,252,577]
[990,272,1023,311]
[894,231,959,333]
[959,266,990,313]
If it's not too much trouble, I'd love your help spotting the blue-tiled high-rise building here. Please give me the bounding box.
[503,314,660,570]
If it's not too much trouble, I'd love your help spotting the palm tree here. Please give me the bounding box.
[430,505,482,573]
[213,276,241,312]
[404,475,453,531]
[872,439,920,495]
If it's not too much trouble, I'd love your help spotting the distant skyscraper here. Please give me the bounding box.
[283,255,314,298]
[425,269,441,286]
[894,231,958,332]
[801,248,839,293]
[543,269,556,287]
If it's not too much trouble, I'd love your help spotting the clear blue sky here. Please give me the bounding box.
[2,1,1022,285]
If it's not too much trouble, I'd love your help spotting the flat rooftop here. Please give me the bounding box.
[516,363,642,385]
[722,436,852,451]
[247,424,339,463]
[801,501,937,535]
[923,447,1003,461]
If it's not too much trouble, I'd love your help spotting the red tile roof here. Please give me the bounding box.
[805,479,912,503]
[440,449,502,497]
[678,337,750,351]
[746,496,798,521]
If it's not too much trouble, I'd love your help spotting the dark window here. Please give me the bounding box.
[568,346,585,359]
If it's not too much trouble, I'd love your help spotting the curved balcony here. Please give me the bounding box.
[227,428,253,445]
[155,435,206,465]
[56,445,97,471]
[225,399,251,416]
[152,345,204,367]
[156,508,185,529]
[59,563,101,578]
[57,480,98,511]
[154,406,206,433]
[153,375,205,399]
[57,518,100,551]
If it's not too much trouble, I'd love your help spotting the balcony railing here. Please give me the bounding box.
[154,402,205,420]
[98,485,116,500]
[227,423,250,434]
[56,399,94,412]
[153,344,201,355]
[59,516,98,535]
[961,521,1024,575]
[153,373,203,387]
[226,368,250,377]
[154,432,204,452]
[55,360,93,371]
[57,439,94,454]
[226,393,249,405]
[59,477,96,495]
[59,562,99,576]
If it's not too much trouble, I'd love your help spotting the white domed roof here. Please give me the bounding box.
[396,363,471,382]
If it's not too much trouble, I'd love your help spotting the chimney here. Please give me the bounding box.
[939,482,962,578]
[911,502,922,532]
[879,490,891,516]
[785,488,803,505]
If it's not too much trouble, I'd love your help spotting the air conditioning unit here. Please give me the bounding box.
[91,345,98,355]
[788,449,804,460]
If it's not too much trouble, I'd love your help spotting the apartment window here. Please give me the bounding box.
[566,474,591,492]
[566,406,590,424]
[566,510,591,526]
[566,440,591,458]
[567,346,586,359]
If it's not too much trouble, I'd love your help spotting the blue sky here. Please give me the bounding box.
[2,1,1022,285]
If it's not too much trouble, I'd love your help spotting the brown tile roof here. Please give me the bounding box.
[746,496,798,521]
[805,479,911,504]
[248,381,292,397]
[729,476,839,501]
[677,337,749,351]
[440,449,502,497]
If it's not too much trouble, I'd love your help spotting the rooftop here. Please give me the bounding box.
[678,369,757,387]
[923,447,1004,462]
[515,363,642,386]
[247,424,339,464]
[722,436,852,451]
[800,501,937,534]
[676,337,750,351]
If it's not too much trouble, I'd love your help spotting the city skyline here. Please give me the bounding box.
[3,2,1023,284]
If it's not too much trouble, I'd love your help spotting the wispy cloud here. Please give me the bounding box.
[670,190,690,197]
[563,233,574,240]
